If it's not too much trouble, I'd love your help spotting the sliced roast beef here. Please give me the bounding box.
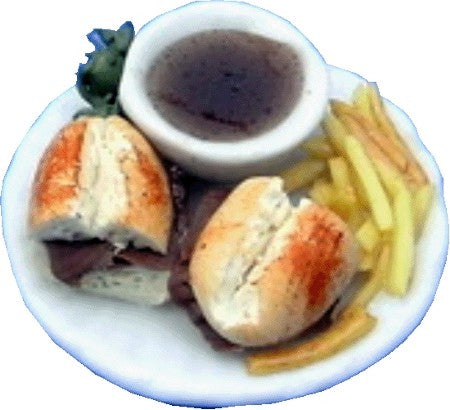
[45,240,116,284]
[45,241,171,284]
[167,173,238,350]
[168,185,230,304]
[115,248,172,270]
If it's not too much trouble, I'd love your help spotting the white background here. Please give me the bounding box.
[1,0,449,409]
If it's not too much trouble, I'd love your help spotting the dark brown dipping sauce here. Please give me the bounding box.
[147,30,303,141]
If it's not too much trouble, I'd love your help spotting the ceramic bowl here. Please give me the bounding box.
[119,1,328,181]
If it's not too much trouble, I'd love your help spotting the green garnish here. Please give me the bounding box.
[75,21,134,117]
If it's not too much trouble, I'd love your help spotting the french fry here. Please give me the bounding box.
[344,136,393,231]
[374,160,404,197]
[347,165,369,208]
[385,182,414,296]
[327,156,364,213]
[330,100,377,135]
[350,245,390,308]
[353,84,375,120]
[347,208,368,232]
[328,190,357,221]
[413,183,434,236]
[328,157,351,191]
[359,252,375,272]
[333,111,367,144]
[246,306,377,375]
[366,83,408,155]
[366,128,408,172]
[301,136,335,159]
[309,179,335,206]
[322,114,347,154]
[330,100,363,119]
[337,112,399,171]
[355,218,380,253]
[280,159,327,192]
[347,85,428,187]
[375,156,418,296]
[331,100,409,173]
[405,158,428,187]
[366,84,428,186]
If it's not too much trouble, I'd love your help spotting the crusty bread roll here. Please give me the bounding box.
[29,115,173,253]
[189,177,358,347]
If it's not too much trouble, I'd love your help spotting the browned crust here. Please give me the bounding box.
[256,204,356,342]
[29,119,87,229]
[190,177,276,298]
[222,204,356,347]
[109,116,173,252]
[284,204,348,310]
[29,116,173,252]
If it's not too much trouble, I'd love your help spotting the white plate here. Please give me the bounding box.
[1,66,448,408]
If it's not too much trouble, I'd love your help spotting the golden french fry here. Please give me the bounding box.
[301,136,335,159]
[369,83,428,184]
[351,245,390,308]
[366,83,408,155]
[347,165,369,208]
[337,87,427,187]
[413,183,434,236]
[333,111,366,142]
[365,128,408,172]
[332,99,410,173]
[405,158,428,188]
[246,306,377,375]
[359,252,375,272]
[347,208,368,232]
[374,160,404,197]
[355,218,380,253]
[328,157,351,191]
[330,100,375,132]
[327,156,363,211]
[322,114,347,154]
[353,84,375,120]
[385,182,414,296]
[344,136,393,231]
[328,191,356,221]
[280,160,327,192]
[369,85,428,186]
[330,100,361,118]
[309,179,335,206]
[366,85,427,186]
[338,112,399,170]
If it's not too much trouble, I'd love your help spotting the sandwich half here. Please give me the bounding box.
[29,115,173,305]
[190,177,359,347]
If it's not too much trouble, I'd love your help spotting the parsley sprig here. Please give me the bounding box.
[76,21,134,117]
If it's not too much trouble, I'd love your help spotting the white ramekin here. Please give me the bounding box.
[119,1,328,181]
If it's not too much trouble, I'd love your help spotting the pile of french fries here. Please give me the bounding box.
[246,83,434,375]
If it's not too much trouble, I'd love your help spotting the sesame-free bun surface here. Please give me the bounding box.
[29,115,172,253]
[190,177,358,347]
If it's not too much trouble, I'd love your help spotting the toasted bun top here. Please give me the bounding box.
[29,118,88,227]
[189,177,358,347]
[29,115,173,253]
